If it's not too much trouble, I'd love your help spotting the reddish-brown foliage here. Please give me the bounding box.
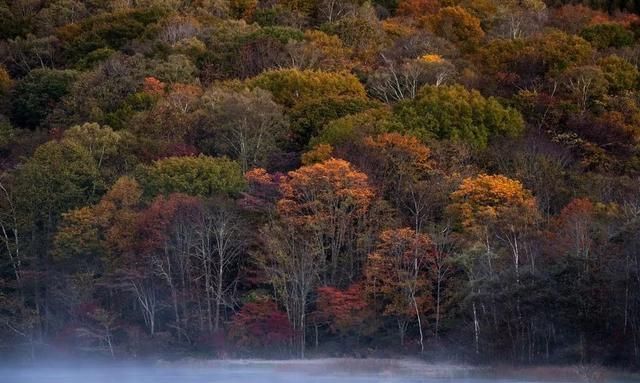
[229,299,292,350]
[316,283,369,334]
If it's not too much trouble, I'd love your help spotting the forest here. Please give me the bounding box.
[1,0,640,368]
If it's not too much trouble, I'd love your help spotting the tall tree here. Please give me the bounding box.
[365,228,434,352]
[199,87,286,172]
[277,158,375,285]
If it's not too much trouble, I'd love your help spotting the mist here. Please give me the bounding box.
[1,359,635,383]
[0,359,493,383]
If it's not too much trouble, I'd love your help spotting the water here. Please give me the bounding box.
[0,365,436,383]
[0,360,619,383]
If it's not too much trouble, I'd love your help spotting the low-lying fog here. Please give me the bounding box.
[1,365,419,383]
[0,359,630,383]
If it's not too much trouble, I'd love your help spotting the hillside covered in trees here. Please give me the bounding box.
[2,0,640,367]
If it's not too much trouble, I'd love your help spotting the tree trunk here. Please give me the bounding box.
[435,274,442,340]
[214,259,223,333]
[413,294,424,353]
[473,302,480,355]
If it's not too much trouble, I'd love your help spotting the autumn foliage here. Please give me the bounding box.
[316,283,370,335]
[448,174,538,234]
[3,0,640,366]
[229,299,292,351]
[366,228,434,318]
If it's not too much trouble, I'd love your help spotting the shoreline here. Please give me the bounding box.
[2,357,638,382]
[154,358,639,382]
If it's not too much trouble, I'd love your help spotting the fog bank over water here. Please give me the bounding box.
[0,359,634,383]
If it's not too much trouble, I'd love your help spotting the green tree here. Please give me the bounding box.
[560,65,609,113]
[58,7,167,64]
[289,95,379,150]
[57,54,149,129]
[62,122,138,182]
[580,23,634,49]
[13,140,103,270]
[11,69,77,129]
[248,68,367,107]
[311,108,398,147]
[320,11,386,58]
[136,155,245,198]
[598,55,639,93]
[393,85,524,148]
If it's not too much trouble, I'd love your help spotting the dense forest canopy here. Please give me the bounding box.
[2,0,640,367]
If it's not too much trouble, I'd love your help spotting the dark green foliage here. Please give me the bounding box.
[14,140,102,232]
[58,54,149,129]
[598,55,639,92]
[11,69,77,129]
[58,8,166,64]
[249,26,305,43]
[289,96,381,150]
[545,0,640,13]
[0,2,29,39]
[580,23,634,49]
[311,108,398,147]
[74,47,116,69]
[373,0,399,13]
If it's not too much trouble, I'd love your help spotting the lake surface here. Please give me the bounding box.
[0,359,624,383]
[0,366,448,383]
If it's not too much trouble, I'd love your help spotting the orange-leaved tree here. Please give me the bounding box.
[277,158,375,285]
[426,6,485,51]
[365,228,434,352]
[397,0,440,18]
[363,133,442,233]
[448,174,539,279]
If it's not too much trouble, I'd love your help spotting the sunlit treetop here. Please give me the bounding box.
[248,68,367,107]
[419,53,444,63]
[448,173,539,233]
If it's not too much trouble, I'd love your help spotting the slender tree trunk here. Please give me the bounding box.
[397,319,408,346]
[315,324,319,349]
[413,294,424,353]
[300,310,306,358]
[435,272,442,340]
[473,302,480,355]
[206,271,213,333]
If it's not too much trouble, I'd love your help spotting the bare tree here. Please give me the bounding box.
[0,179,23,294]
[317,0,359,22]
[561,66,607,114]
[159,16,200,45]
[126,274,159,336]
[0,34,59,74]
[493,0,548,40]
[202,87,286,172]
[76,308,119,358]
[257,222,323,358]
[428,224,453,340]
[0,294,40,360]
[194,203,245,333]
[368,55,456,103]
